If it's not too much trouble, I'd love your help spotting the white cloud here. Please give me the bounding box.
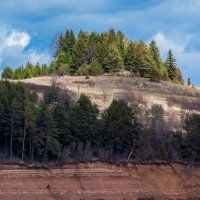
[4,31,30,48]
[0,25,49,68]
[153,32,185,56]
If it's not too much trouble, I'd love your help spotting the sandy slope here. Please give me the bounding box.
[14,75,200,131]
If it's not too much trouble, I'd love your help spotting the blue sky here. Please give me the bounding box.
[0,0,200,85]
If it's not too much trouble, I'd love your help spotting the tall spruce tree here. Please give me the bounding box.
[95,34,110,70]
[124,42,137,71]
[166,49,176,80]
[182,114,200,161]
[87,32,99,64]
[35,102,61,161]
[101,99,141,154]
[69,94,98,144]
[125,41,156,78]
[117,31,127,60]
[71,31,89,72]
[104,44,124,72]
[149,40,162,69]
[52,104,72,148]
[108,28,117,44]
[63,29,76,55]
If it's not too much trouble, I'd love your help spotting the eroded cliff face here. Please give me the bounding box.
[0,162,199,200]
[17,75,200,131]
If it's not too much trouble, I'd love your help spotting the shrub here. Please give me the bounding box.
[90,59,104,75]
[76,64,91,75]
[58,64,70,76]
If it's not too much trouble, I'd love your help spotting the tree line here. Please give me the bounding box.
[0,80,199,163]
[2,29,183,84]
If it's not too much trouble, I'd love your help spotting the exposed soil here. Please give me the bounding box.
[0,162,200,200]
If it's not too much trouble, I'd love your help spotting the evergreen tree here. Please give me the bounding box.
[90,59,103,75]
[95,35,110,70]
[10,98,24,159]
[104,44,124,72]
[22,101,37,161]
[71,31,89,72]
[149,40,162,68]
[69,30,76,53]
[125,41,156,78]
[182,114,200,161]
[51,33,62,58]
[188,77,191,86]
[124,42,137,71]
[69,94,98,144]
[35,102,61,161]
[1,67,13,79]
[166,49,176,80]
[117,31,127,60]
[63,29,76,55]
[108,28,117,44]
[101,99,141,154]
[56,51,71,68]
[87,32,99,64]
[52,104,72,148]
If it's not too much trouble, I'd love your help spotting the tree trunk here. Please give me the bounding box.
[29,131,32,161]
[22,118,27,161]
[10,118,14,160]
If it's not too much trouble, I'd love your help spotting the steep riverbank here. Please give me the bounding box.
[0,162,200,200]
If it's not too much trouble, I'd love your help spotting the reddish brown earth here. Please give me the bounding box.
[0,162,200,200]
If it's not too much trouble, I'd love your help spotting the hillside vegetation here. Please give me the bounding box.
[0,29,199,165]
[2,29,184,84]
[0,78,200,164]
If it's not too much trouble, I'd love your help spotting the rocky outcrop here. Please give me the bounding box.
[0,162,200,200]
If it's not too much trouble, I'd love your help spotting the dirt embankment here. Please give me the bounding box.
[0,162,200,200]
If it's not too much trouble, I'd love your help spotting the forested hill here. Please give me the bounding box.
[2,29,187,85]
[0,29,199,165]
[0,78,200,164]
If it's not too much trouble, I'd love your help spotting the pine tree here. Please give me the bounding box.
[52,104,72,148]
[69,94,98,144]
[10,98,24,159]
[101,99,141,154]
[69,30,76,53]
[108,28,117,44]
[188,77,191,86]
[183,114,200,161]
[90,59,103,75]
[95,35,110,70]
[22,100,37,161]
[35,102,61,161]
[63,29,76,54]
[166,49,176,80]
[124,42,137,71]
[71,31,89,72]
[149,40,162,68]
[125,41,156,78]
[1,67,13,79]
[136,40,157,77]
[87,32,99,64]
[104,44,124,72]
[117,31,127,60]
